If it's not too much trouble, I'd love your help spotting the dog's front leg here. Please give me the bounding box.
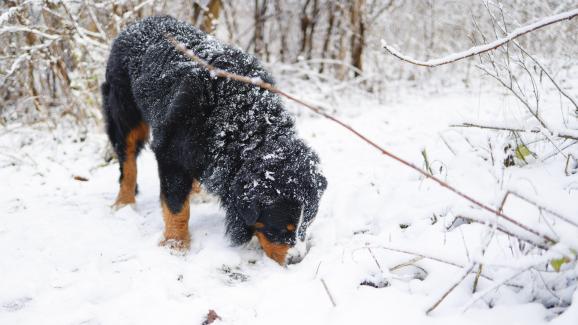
[157,162,193,251]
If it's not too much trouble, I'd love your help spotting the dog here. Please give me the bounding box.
[101,16,327,265]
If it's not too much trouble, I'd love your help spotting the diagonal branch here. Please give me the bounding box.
[426,263,477,314]
[381,8,578,67]
[166,35,557,245]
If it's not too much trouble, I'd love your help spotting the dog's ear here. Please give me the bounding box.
[240,203,259,226]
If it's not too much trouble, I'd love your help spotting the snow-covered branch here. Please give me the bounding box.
[451,122,578,141]
[381,8,578,67]
[0,25,59,40]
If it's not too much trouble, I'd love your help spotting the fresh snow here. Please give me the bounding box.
[1,88,577,324]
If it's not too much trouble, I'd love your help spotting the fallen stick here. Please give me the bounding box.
[320,278,337,307]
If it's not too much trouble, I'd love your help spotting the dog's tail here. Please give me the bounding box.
[101,78,147,160]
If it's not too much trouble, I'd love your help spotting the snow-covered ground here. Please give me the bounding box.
[1,87,577,324]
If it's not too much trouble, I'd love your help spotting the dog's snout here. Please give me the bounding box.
[285,240,308,265]
[286,253,304,265]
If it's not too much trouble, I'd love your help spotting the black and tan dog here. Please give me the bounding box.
[101,16,326,265]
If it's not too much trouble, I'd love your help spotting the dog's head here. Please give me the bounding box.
[230,138,327,265]
[243,198,309,265]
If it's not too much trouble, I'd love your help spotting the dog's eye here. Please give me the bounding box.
[286,224,296,232]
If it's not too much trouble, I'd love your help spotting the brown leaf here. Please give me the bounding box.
[202,309,221,325]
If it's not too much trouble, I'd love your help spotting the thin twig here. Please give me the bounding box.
[421,148,434,175]
[426,263,476,314]
[481,1,578,112]
[367,247,384,273]
[381,9,578,67]
[473,264,483,293]
[455,215,550,250]
[369,245,521,288]
[320,278,337,307]
[372,246,463,268]
[166,35,557,246]
[500,191,578,229]
[389,256,425,272]
[542,141,578,162]
[475,63,548,128]
[313,261,322,279]
[565,154,577,176]
[531,268,562,304]
[461,267,530,312]
[439,133,457,156]
[451,122,578,141]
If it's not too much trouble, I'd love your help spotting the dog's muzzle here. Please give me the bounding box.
[285,239,307,265]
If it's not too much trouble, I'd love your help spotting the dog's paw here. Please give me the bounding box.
[111,200,135,211]
[159,238,191,254]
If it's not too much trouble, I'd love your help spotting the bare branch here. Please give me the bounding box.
[166,35,557,246]
[461,267,531,312]
[426,263,476,314]
[320,278,337,307]
[381,9,578,67]
[451,122,578,141]
[475,63,548,128]
[455,215,550,250]
[0,25,59,40]
[481,1,578,112]
[499,191,578,229]
[369,245,521,288]
[367,247,384,273]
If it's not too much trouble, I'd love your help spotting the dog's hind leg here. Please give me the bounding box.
[101,81,149,209]
[157,160,195,251]
[113,122,149,208]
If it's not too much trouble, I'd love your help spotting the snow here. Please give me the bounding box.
[1,87,578,324]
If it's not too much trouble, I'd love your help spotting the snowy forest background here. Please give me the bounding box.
[1,1,578,324]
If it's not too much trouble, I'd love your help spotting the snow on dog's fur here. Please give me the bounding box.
[101,16,326,264]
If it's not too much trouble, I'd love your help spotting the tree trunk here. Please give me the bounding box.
[306,0,319,59]
[319,0,336,73]
[192,1,202,26]
[254,0,268,59]
[221,0,238,42]
[299,0,312,56]
[350,0,365,76]
[201,0,222,33]
[274,0,288,62]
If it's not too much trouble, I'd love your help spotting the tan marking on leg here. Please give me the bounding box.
[256,232,290,265]
[160,195,191,251]
[113,122,149,208]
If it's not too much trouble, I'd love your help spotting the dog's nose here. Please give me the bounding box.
[285,240,307,265]
[286,253,304,265]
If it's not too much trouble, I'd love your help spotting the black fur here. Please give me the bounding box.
[102,16,327,247]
